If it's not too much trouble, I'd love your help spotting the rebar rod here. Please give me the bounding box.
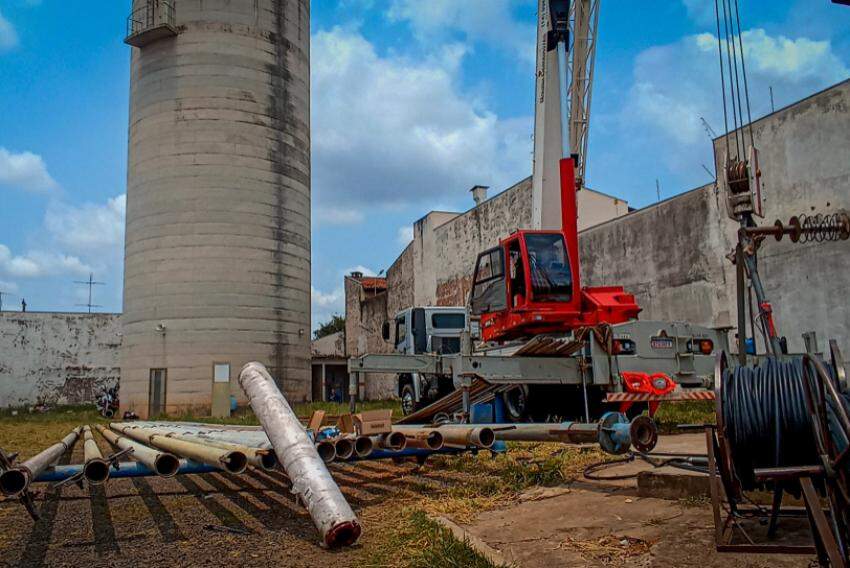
[239,361,360,548]
[96,424,180,477]
[0,426,82,497]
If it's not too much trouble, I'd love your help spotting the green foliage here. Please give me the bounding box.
[314,314,345,340]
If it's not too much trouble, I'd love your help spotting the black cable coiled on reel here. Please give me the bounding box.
[722,357,818,491]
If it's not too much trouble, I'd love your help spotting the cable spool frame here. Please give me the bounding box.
[708,346,850,564]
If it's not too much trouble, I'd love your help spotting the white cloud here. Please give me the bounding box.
[627,28,848,150]
[397,225,414,246]
[0,244,91,278]
[311,285,345,331]
[0,148,57,192]
[311,27,531,211]
[314,206,364,225]
[0,11,17,52]
[44,194,126,253]
[343,265,378,277]
[387,0,535,65]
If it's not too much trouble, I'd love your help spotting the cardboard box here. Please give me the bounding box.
[307,410,326,432]
[337,413,356,434]
[353,409,393,436]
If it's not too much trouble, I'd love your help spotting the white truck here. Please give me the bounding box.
[381,306,468,414]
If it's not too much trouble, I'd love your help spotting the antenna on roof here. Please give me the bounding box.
[74,273,105,313]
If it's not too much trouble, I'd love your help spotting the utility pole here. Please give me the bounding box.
[769,86,775,113]
[655,179,661,202]
[74,273,105,314]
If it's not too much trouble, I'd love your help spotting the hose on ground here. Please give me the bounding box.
[583,452,709,481]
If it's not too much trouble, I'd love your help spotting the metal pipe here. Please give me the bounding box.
[239,361,361,548]
[402,430,444,451]
[333,437,354,460]
[372,431,407,451]
[110,425,248,474]
[82,425,110,485]
[353,436,374,458]
[120,426,277,471]
[35,459,217,483]
[96,424,181,478]
[316,441,337,464]
[0,426,82,497]
[470,413,658,455]
[393,425,495,449]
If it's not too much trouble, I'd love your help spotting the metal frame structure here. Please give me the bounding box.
[566,0,600,188]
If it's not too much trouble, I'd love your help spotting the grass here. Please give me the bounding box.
[652,401,715,433]
[365,510,503,568]
[0,405,108,460]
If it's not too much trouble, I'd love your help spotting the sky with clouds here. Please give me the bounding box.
[0,0,847,326]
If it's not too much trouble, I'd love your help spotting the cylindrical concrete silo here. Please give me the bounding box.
[121,0,311,417]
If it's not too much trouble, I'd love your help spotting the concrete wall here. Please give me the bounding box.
[344,276,395,399]
[122,0,312,417]
[580,183,734,329]
[714,79,850,353]
[0,313,121,408]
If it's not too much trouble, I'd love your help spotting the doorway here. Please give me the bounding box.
[149,368,167,417]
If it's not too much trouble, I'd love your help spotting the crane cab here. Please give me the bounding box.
[470,158,641,343]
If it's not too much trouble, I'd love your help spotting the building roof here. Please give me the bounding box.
[358,277,387,291]
[311,331,345,359]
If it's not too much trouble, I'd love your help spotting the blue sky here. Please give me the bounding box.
[0,1,848,325]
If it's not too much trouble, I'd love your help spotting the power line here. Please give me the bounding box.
[74,273,105,314]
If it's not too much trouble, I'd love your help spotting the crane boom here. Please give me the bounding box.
[531,0,600,230]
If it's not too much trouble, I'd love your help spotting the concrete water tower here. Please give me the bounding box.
[121,0,311,417]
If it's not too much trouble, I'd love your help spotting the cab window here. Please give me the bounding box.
[525,234,572,302]
[395,317,407,347]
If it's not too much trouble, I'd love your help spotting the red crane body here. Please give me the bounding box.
[472,157,641,343]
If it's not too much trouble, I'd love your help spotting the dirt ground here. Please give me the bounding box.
[463,434,816,568]
[0,431,818,567]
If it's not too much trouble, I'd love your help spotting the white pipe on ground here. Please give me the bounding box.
[239,362,361,548]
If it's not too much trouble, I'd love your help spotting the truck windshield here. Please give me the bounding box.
[431,313,465,329]
[525,233,572,302]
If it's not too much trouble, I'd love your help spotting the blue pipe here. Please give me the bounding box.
[34,459,218,483]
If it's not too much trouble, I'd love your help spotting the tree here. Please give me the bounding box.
[314,314,345,340]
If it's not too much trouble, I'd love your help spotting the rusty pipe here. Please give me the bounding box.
[353,436,373,458]
[82,425,110,485]
[393,425,494,449]
[372,431,407,451]
[239,362,361,548]
[316,441,337,464]
[401,430,444,451]
[96,425,180,477]
[110,425,247,474]
[0,426,82,497]
[333,437,354,460]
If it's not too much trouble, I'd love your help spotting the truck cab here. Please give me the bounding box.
[383,307,467,414]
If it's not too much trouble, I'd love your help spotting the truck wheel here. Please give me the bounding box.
[502,386,529,422]
[400,383,418,415]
